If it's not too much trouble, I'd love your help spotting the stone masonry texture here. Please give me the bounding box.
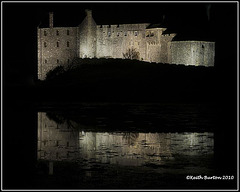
[38,10,215,80]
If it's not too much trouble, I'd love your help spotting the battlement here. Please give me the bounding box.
[37,10,215,80]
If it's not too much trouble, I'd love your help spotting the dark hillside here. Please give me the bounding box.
[36,58,216,102]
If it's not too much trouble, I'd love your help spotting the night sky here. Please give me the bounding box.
[2,2,238,84]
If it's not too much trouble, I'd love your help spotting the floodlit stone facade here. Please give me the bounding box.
[38,10,215,80]
[170,41,215,66]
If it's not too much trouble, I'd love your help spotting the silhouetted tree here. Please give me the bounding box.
[123,48,140,60]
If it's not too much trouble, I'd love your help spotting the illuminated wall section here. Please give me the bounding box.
[96,23,149,60]
[37,10,215,80]
[37,27,78,80]
[78,9,97,58]
[170,41,215,66]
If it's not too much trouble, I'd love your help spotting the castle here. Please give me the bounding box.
[38,10,215,80]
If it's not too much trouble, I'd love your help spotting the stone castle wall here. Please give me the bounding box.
[79,10,97,58]
[170,41,215,66]
[37,10,215,80]
[160,33,176,63]
[38,27,78,80]
[96,23,149,60]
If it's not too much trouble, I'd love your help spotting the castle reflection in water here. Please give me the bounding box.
[38,112,214,166]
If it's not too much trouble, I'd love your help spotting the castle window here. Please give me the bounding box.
[124,32,127,36]
[57,41,59,47]
[45,59,47,63]
[202,45,204,48]
[56,30,59,36]
[67,41,69,47]
[43,140,47,146]
[57,59,59,64]
[44,42,47,47]
[67,30,69,35]
[108,32,111,37]
[117,32,120,37]
[44,30,47,36]
[150,32,154,37]
[117,24,120,28]
[134,31,138,36]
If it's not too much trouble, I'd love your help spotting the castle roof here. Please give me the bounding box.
[146,23,167,29]
[162,28,176,35]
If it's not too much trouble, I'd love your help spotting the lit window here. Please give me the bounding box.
[44,30,47,36]
[67,30,69,35]
[44,42,47,47]
[67,41,69,47]
[57,41,59,47]
[56,30,59,36]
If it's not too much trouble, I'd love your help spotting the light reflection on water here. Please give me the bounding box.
[38,112,214,168]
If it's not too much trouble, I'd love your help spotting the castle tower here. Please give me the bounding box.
[78,9,97,58]
[49,12,53,28]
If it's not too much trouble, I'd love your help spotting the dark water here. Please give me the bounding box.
[3,103,237,189]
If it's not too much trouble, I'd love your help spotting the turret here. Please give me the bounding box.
[78,9,97,58]
[49,12,53,28]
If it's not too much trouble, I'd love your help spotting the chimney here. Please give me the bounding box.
[49,12,53,28]
[85,9,92,18]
